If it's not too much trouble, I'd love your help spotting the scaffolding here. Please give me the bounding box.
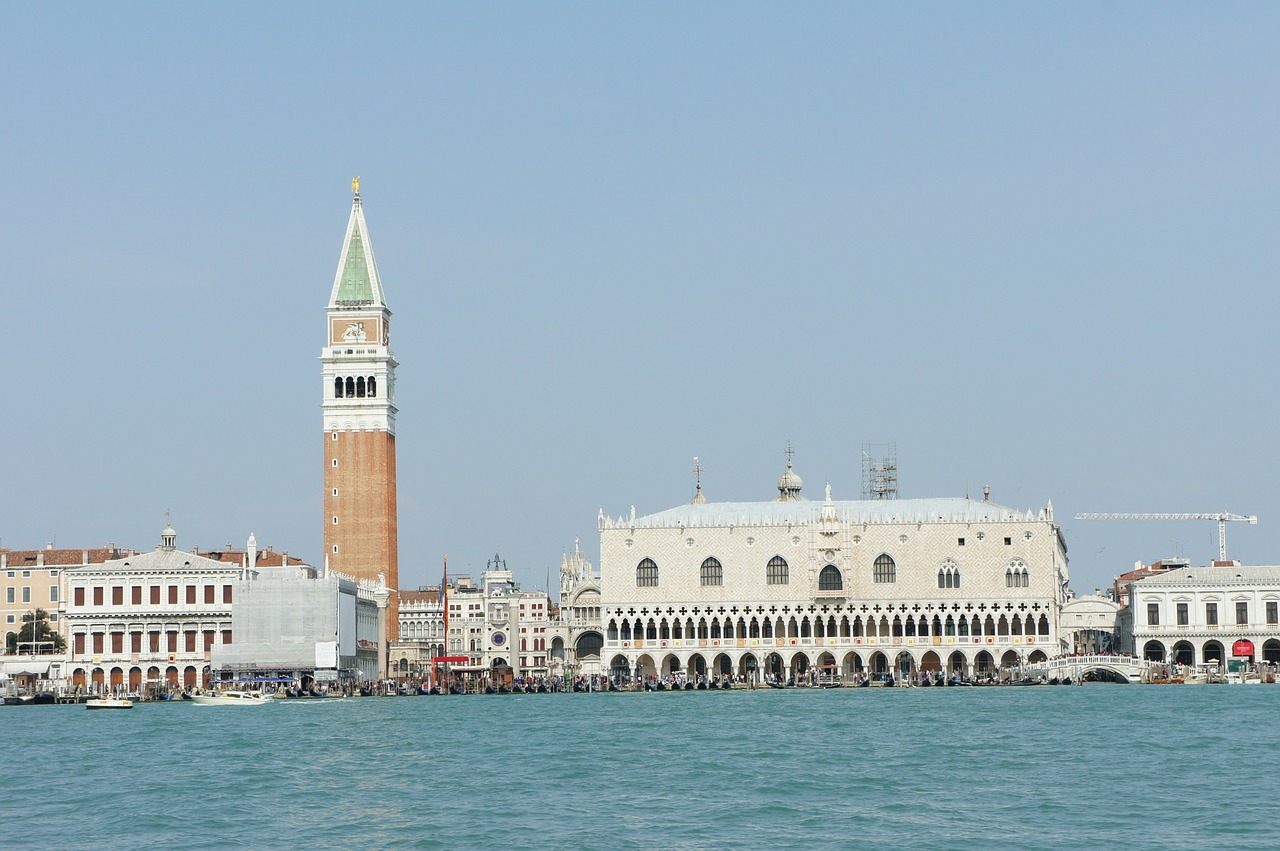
[861,443,898,500]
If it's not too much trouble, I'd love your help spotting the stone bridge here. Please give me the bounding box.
[1028,654,1162,683]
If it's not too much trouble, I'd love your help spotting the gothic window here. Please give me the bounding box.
[1007,559,1028,588]
[818,564,843,591]
[873,554,896,584]
[700,557,723,587]
[368,376,376,397]
[938,560,960,589]
[636,559,658,587]
[766,556,789,585]
[334,377,344,398]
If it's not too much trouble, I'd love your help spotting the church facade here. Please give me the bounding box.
[321,179,400,639]
[598,458,1070,683]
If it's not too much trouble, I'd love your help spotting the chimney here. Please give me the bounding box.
[982,485,991,503]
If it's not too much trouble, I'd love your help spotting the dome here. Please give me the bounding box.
[776,461,804,501]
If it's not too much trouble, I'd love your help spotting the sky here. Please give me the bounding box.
[3,4,1277,597]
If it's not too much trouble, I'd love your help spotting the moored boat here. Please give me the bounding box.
[86,696,134,710]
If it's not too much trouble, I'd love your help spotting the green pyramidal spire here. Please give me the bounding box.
[328,178,387,309]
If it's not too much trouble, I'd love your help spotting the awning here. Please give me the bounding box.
[2,661,51,676]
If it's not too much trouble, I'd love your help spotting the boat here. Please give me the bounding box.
[190,690,274,706]
[86,697,133,710]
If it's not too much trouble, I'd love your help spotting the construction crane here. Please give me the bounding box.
[1074,512,1258,562]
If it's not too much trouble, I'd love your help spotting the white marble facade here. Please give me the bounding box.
[599,469,1070,681]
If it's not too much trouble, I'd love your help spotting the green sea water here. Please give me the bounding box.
[2,684,1276,850]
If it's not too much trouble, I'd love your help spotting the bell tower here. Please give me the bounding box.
[321,178,399,638]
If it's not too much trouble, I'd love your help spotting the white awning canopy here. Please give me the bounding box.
[2,661,51,676]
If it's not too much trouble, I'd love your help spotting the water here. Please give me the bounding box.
[3,685,1277,849]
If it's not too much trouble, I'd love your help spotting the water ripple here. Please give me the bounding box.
[2,685,1279,849]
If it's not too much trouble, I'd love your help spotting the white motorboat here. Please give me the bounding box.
[86,697,134,710]
[190,690,274,706]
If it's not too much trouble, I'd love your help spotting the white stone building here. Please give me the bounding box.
[599,460,1070,683]
[1118,563,1280,667]
[439,557,553,681]
[63,525,242,692]
[548,539,604,677]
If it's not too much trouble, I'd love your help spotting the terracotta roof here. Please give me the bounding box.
[0,546,135,567]
[200,549,313,569]
[399,589,441,604]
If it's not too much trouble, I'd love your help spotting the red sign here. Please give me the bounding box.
[1233,640,1255,657]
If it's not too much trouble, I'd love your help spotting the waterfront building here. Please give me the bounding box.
[1118,561,1280,666]
[212,535,382,685]
[390,587,444,679]
[547,539,604,677]
[1,545,134,659]
[62,525,249,691]
[322,178,400,641]
[390,559,555,683]
[598,456,1070,682]
[1111,558,1188,607]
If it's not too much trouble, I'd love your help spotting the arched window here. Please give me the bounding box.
[607,621,618,641]
[818,564,843,591]
[334,377,344,398]
[345,377,355,397]
[700,557,723,587]
[636,559,658,587]
[356,377,366,398]
[1009,559,1027,588]
[367,376,376,397]
[938,560,960,589]
[766,556,789,585]
[873,554,896,584]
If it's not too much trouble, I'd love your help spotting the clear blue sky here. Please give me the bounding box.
[3,4,1277,596]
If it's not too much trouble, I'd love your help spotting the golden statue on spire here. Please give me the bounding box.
[352,176,360,196]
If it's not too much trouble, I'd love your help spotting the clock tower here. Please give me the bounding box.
[321,178,399,639]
